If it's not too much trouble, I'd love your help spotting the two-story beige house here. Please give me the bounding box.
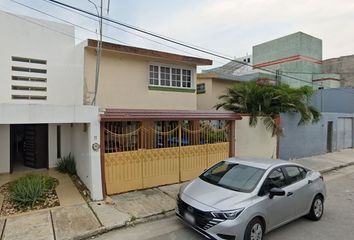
[84,39,212,110]
[81,40,243,196]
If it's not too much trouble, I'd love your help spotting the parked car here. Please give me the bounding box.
[176,157,326,240]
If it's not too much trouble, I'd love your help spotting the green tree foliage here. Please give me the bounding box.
[215,81,321,136]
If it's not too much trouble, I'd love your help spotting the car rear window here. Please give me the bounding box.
[200,161,265,192]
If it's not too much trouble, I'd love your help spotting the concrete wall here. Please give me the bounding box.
[72,121,102,200]
[235,116,277,158]
[84,48,197,110]
[0,11,84,105]
[323,54,354,87]
[312,88,354,113]
[196,76,237,110]
[253,32,323,88]
[253,32,322,65]
[0,125,10,173]
[0,104,98,124]
[196,78,213,110]
[279,112,354,159]
[48,124,72,168]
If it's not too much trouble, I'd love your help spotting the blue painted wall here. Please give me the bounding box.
[312,88,354,113]
[279,112,354,159]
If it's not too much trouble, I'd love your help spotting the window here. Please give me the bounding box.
[149,64,193,89]
[197,83,206,94]
[200,161,265,193]
[149,65,159,85]
[182,69,191,88]
[160,66,171,86]
[261,168,287,195]
[171,68,181,87]
[57,125,61,158]
[284,166,306,184]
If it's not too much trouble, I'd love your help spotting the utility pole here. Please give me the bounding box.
[91,0,104,105]
[275,69,282,85]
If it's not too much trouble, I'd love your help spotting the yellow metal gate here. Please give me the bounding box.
[104,121,230,195]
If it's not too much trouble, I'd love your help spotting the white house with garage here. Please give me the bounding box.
[0,10,103,200]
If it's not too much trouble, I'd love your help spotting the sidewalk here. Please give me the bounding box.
[1,149,353,240]
[0,203,103,240]
[291,149,354,174]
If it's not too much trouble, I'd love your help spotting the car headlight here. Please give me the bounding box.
[211,208,244,220]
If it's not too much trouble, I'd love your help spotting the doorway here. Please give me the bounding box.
[327,121,333,153]
[10,124,48,172]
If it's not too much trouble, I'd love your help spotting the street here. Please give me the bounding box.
[94,165,354,240]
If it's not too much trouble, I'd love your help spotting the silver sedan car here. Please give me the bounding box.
[176,157,326,240]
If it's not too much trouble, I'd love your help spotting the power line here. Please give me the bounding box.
[10,0,231,90]
[282,71,354,75]
[9,0,127,45]
[88,0,103,106]
[45,0,353,92]
[8,0,354,96]
[38,0,315,86]
[41,0,229,66]
[8,0,240,96]
[0,4,83,41]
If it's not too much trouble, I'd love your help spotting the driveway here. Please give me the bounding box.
[93,165,354,240]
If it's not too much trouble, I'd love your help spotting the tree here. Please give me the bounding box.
[215,81,321,136]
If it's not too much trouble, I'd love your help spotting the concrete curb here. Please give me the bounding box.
[72,227,106,240]
[319,161,354,174]
[79,210,175,240]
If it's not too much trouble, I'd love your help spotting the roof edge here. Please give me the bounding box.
[87,39,212,66]
[100,109,242,121]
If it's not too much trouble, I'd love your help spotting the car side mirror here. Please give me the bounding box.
[269,187,285,199]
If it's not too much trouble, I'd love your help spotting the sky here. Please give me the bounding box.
[1,0,354,69]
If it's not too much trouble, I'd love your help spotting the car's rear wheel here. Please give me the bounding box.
[244,218,264,240]
[307,195,324,221]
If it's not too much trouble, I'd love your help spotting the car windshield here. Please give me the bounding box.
[200,161,265,192]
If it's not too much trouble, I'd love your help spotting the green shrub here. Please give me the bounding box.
[56,153,76,175]
[10,175,57,207]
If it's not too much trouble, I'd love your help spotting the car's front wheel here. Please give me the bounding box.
[307,195,324,221]
[244,217,264,240]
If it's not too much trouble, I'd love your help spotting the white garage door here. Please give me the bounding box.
[337,118,353,150]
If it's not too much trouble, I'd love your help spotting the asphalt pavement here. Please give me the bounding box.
[93,165,354,240]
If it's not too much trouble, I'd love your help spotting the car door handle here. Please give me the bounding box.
[287,192,293,197]
[308,180,313,184]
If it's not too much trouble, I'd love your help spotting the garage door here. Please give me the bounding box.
[337,118,353,150]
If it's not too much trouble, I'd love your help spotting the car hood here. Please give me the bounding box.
[181,178,251,211]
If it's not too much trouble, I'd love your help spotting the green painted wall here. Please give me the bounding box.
[253,32,327,88]
[253,32,322,64]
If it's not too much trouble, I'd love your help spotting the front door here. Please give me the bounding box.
[10,124,48,172]
[327,121,333,152]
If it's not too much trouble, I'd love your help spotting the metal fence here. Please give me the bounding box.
[103,120,231,195]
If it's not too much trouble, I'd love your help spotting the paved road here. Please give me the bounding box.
[94,166,354,240]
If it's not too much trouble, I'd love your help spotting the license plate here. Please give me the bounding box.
[184,212,195,225]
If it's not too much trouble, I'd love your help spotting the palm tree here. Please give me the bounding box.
[215,81,321,136]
